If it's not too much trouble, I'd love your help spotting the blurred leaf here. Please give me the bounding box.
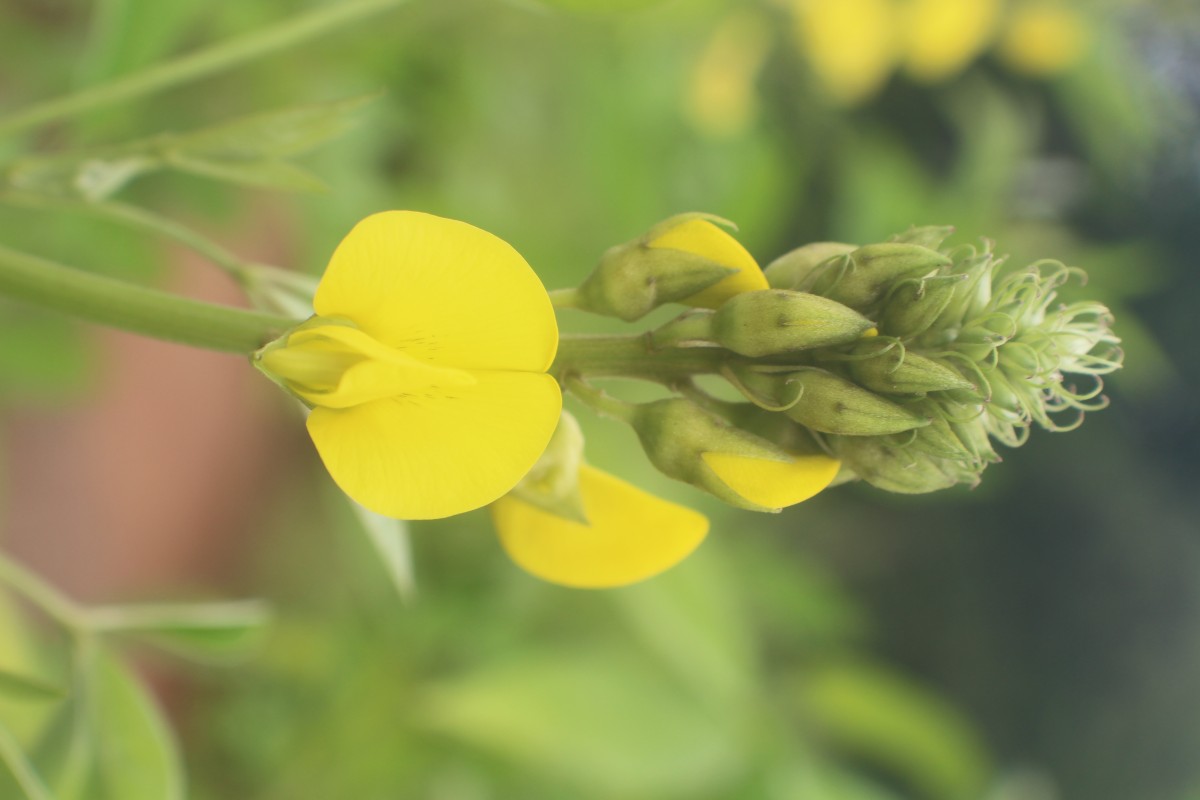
[167,94,378,163]
[31,692,92,800]
[350,501,416,602]
[418,649,744,798]
[0,721,52,800]
[610,546,757,709]
[796,659,991,800]
[166,155,328,192]
[89,599,271,663]
[0,312,91,399]
[0,669,64,703]
[87,649,184,800]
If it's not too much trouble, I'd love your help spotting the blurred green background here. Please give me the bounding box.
[1,0,1199,798]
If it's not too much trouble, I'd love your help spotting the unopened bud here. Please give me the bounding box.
[843,340,975,395]
[764,242,856,290]
[889,225,955,251]
[630,398,838,511]
[808,243,952,310]
[830,435,963,494]
[779,369,930,435]
[878,274,965,339]
[575,213,767,321]
[711,289,875,357]
[507,412,589,523]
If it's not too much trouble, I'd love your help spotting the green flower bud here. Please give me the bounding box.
[507,411,589,523]
[577,243,737,322]
[808,243,952,311]
[629,398,835,512]
[763,242,856,290]
[729,366,930,435]
[889,224,956,250]
[574,213,766,321]
[711,289,875,357]
[830,435,965,494]
[878,273,966,339]
[842,340,975,395]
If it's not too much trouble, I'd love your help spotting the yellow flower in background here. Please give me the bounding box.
[492,464,708,588]
[790,0,897,106]
[997,2,1089,77]
[685,10,772,140]
[901,0,1002,82]
[257,211,561,520]
[648,217,768,308]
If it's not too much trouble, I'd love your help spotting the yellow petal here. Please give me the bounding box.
[261,323,476,409]
[308,371,561,519]
[492,465,708,589]
[314,211,558,372]
[902,0,1001,83]
[701,451,840,509]
[996,4,1088,77]
[792,0,897,106]
[649,219,767,308]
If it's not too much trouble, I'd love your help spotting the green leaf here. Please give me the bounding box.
[418,649,744,798]
[165,154,328,192]
[167,94,377,162]
[30,691,92,800]
[795,659,991,800]
[88,599,271,663]
[87,649,184,800]
[0,668,64,703]
[610,545,757,709]
[350,502,416,602]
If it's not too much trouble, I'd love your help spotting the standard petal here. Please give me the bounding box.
[307,371,561,519]
[649,218,767,308]
[700,451,840,509]
[492,465,709,589]
[314,211,558,372]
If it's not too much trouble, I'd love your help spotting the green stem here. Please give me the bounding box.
[0,0,410,138]
[0,244,298,353]
[563,375,636,424]
[0,553,86,634]
[548,287,583,310]
[554,334,731,381]
[0,722,51,800]
[0,191,252,281]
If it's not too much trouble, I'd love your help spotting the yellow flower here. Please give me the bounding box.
[257,211,561,520]
[901,0,1002,82]
[996,3,1088,77]
[648,217,768,308]
[790,0,898,106]
[492,464,708,588]
[684,10,772,140]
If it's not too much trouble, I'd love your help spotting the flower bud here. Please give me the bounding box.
[842,340,975,395]
[829,435,964,494]
[506,412,588,523]
[878,273,965,339]
[763,242,856,290]
[889,225,955,250]
[575,213,766,321]
[808,243,952,311]
[778,369,929,435]
[630,398,839,511]
[711,289,875,357]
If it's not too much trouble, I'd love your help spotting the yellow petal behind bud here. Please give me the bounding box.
[997,3,1088,77]
[901,0,1002,83]
[493,465,709,589]
[649,219,767,308]
[701,451,840,510]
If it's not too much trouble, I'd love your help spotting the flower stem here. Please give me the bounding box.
[0,244,298,353]
[554,334,731,381]
[0,0,410,138]
[0,553,86,634]
[548,287,583,309]
[0,722,52,800]
[563,376,636,424]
